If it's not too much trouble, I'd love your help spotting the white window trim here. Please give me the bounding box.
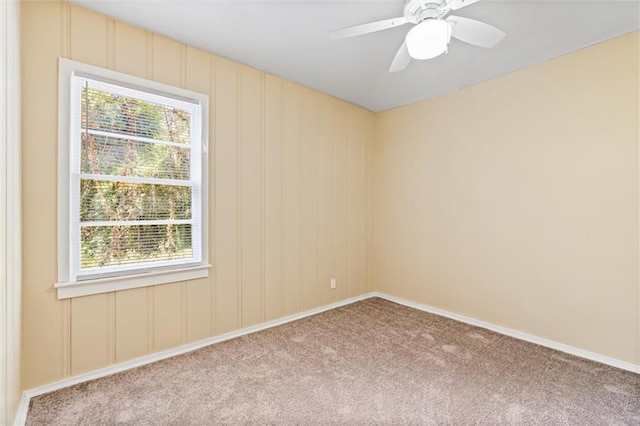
[55,58,210,300]
[55,265,210,299]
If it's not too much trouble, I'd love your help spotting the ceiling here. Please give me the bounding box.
[73,0,639,112]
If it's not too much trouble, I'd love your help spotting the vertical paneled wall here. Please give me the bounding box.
[21,2,374,389]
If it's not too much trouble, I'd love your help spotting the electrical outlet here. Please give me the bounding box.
[330,278,336,289]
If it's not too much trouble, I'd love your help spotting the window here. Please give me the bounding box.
[56,59,209,299]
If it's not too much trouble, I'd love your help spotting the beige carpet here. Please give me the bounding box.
[27,298,640,425]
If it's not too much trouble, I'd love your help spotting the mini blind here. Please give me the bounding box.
[69,75,203,280]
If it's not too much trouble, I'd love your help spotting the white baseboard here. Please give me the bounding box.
[13,393,29,426]
[14,291,639,425]
[13,293,373,425]
[372,292,640,375]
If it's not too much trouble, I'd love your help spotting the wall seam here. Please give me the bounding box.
[347,109,352,298]
[280,80,285,318]
[260,72,266,323]
[237,66,243,328]
[331,100,336,303]
[106,18,114,70]
[299,87,304,312]
[316,93,321,307]
[60,1,72,380]
[360,115,365,296]
[210,56,217,336]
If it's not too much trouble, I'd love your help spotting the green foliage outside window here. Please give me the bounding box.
[79,86,194,269]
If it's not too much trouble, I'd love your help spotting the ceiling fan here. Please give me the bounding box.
[329,0,506,72]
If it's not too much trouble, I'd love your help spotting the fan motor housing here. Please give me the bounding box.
[403,0,450,23]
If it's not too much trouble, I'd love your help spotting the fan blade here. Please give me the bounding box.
[446,0,480,11]
[329,17,409,40]
[447,15,506,48]
[389,41,411,73]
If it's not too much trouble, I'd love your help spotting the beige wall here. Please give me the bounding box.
[374,32,640,365]
[21,2,374,389]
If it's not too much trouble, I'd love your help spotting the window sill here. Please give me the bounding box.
[54,264,211,299]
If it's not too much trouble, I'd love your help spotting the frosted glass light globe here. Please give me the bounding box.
[406,19,452,60]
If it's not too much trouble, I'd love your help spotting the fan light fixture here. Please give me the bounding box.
[405,19,452,60]
[328,0,507,73]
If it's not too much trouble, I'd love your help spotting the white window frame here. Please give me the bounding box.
[55,58,210,299]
